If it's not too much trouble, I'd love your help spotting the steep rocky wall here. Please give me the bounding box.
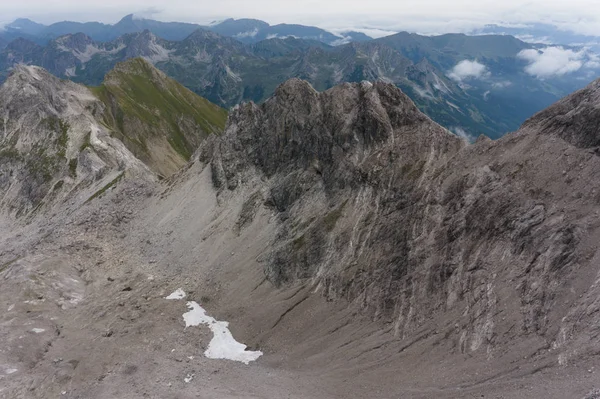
[200,78,600,364]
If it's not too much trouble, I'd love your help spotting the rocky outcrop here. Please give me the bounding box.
[521,77,600,149]
[0,64,151,216]
[200,77,600,364]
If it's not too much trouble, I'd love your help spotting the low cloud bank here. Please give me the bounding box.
[234,28,259,38]
[518,46,600,78]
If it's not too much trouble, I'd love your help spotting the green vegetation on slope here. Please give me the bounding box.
[89,58,228,175]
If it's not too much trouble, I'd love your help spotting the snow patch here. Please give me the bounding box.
[5,368,17,375]
[166,289,262,364]
[166,288,186,300]
[65,67,76,77]
[7,304,14,311]
[31,328,45,334]
[184,373,194,383]
[183,301,262,364]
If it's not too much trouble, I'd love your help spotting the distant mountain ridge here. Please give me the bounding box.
[473,23,600,52]
[1,15,371,46]
[1,17,599,139]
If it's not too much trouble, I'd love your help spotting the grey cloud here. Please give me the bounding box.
[132,7,163,20]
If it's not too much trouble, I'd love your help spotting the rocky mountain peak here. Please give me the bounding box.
[93,57,227,176]
[0,63,150,216]
[3,64,74,113]
[269,77,319,108]
[180,29,250,54]
[8,63,47,81]
[413,57,435,72]
[206,78,462,195]
[5,37,40,52]
[117,30,172,62]
[196,75,600,386]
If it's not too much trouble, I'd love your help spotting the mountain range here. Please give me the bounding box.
[1,15,599,139]
[1,14,370,46]
[473,23,600,52]
[1,57,600,397]
[1,28,596,139]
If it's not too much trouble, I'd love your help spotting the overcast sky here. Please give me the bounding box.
[2,0,600,36]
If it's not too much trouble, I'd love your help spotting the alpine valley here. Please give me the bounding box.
[2,12,600,399]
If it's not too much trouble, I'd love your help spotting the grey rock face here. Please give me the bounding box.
[202,77,600,362]
[0,64,151,216]
[522,78,600,149]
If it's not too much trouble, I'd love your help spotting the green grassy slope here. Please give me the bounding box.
[90,57,228,176]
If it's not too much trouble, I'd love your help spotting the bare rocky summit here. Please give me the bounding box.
[1,70,600,398]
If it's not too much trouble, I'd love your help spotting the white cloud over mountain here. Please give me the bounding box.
[447,60,490,82]
[518,47,600,78]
